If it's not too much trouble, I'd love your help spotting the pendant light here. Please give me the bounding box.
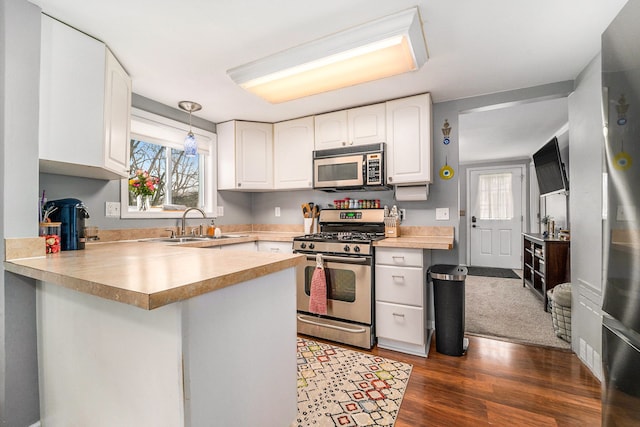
[178,101,202,157]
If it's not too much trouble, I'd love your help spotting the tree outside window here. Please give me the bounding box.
[129,139,200,210]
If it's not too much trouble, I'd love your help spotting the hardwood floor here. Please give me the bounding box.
[369,336,602,427]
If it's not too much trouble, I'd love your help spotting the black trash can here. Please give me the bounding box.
[429,265,468,356]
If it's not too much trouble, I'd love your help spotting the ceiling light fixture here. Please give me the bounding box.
[227,7,428,103]
[178,101,202,157]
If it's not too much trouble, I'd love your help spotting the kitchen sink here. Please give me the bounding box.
[139,234,249,243]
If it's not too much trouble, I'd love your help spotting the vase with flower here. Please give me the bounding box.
[129,169,160,211]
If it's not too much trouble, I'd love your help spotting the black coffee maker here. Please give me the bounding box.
[45,198,90,250]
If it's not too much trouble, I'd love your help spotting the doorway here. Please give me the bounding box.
[467,165,526,268]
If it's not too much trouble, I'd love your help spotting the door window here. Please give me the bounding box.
[476,172,514,220]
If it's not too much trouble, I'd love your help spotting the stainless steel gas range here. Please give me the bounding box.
[293,209,385,349]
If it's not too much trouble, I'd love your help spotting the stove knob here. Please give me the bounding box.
[309,243,315,249]
[300,243,307,249]
[353,246,360,253]
[343,245,350,252]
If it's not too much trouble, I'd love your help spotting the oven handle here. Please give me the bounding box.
[297,315,367,333]
[303,255,370,264]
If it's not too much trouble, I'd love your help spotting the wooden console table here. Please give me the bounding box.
[522,233,570,311]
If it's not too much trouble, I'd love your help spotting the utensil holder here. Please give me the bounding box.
[304,218,313,235]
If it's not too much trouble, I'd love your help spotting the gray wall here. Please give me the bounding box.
[568,53,606,379]
[435,81,574,265]
[39,95,253,229]
[1,0,42,424]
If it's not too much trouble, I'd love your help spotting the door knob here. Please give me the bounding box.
[471,216,477,223]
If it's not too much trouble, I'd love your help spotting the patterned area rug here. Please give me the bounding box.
[293,337,412,427]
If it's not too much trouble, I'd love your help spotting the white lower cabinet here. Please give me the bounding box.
[257,241,293,254]
[375,247,432,357]
[219,242,257,252]
[376,302,424,346]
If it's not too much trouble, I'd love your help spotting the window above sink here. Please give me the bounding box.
[120,109,218,219]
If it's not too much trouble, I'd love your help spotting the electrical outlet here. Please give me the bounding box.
[399,208,406,221]
[436,208,450,220]
[275,207,281,217]
[105,202,120,217]
[217,206,224,217]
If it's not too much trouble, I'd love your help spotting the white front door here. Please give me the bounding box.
[468,166,524,268]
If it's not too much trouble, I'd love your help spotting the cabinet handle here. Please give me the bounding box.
[270,248,280,252]
[392,275,405,280]
[342,141,347,146]
[389,176,393,183]
[392,256,405,261]
[392,313,405,318]
[237,182,242,187]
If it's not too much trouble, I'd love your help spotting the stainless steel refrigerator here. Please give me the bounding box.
[602,1,640,425]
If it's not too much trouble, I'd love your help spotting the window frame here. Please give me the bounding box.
[120,108,217,219]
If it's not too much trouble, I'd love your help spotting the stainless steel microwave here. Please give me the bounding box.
[313,143,390,191]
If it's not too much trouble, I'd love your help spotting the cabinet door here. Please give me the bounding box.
[235,121,273,190]
[375,247,423,268]
[375,265,424,306]
[219,242,257,252]
[103,49,131,178]
[348,103,385,146]
[257,241,293,254]
[314,110,348,149]
[39,15,105,172]
[376,302,425,346]
[386,93,433,185]
[274,117,314,189]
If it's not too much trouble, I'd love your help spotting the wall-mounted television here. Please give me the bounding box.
[533,136,569,196]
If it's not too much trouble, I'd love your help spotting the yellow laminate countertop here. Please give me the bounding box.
[374,226,455,250]
[4,241,304,310]
[374,236,454,250]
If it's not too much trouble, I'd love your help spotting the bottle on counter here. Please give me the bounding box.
[207,219,216,236]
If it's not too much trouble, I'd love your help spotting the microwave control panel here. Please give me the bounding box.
[365,153,382,185]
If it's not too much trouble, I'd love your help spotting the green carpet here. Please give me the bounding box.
[293,337,412,427]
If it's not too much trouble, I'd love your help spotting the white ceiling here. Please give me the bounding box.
[31,0,627,161]
[459,97,569,164]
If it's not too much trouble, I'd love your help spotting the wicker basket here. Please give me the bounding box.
[547,283,572,342]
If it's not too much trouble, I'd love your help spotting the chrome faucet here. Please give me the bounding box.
[181,207,207,235]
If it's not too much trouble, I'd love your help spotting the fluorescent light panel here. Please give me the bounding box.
[227,7,428,103]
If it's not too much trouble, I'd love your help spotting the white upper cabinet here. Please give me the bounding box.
[348,103,386,146]
[314,103,385,149]
[314,110,348,149]
[217,120,273,190]
[274,116,314,189]
[385,94,433,185]
[39,15,131,180]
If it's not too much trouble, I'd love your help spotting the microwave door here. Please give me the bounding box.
[314,155,364,188]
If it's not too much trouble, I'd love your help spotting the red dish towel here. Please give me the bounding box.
[309,267,328,315]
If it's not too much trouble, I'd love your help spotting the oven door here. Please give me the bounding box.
[313,155,364,189]
[296,254,372,325]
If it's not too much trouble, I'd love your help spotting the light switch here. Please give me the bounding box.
[275,207,281,217]
[217,206,224,217]
[435,208,450,220]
